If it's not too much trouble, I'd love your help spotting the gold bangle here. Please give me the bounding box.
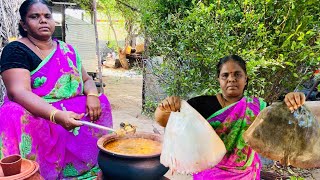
[50,109,58,124]
[87,93,99,97]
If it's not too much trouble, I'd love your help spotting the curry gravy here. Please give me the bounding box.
[104,138,161,155]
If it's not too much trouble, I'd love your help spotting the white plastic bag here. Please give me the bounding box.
[160,100,226,174]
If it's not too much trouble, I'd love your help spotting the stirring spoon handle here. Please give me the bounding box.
[79,120,116,132]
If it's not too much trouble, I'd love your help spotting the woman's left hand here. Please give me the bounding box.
[86,96,101,121]
[284,92,306,112]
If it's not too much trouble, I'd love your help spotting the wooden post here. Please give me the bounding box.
[92,0,104,94]
[61,4,66,42]
[141,33,150,111]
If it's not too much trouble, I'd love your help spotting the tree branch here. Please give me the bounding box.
[105,8,119,48]
[115,0,139,12]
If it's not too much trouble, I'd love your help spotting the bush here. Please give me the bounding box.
[141,0,320,105]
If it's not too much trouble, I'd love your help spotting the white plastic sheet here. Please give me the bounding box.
[160,100,226,174]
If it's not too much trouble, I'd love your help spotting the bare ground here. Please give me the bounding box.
[102,67,163,133]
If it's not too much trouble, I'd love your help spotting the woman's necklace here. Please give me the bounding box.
[27,37,53,59]
[221,94,243,108]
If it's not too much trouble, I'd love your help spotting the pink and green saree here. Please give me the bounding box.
[193,97,266,180]
[0,40,113,179]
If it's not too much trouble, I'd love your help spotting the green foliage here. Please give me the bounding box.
[106,40,118,51]
[70,0,92,11]
[97,0,152,45]
[141,0,320,103]
[290,176,304,180]
[142,97,159,117]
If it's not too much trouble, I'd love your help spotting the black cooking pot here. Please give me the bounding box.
[97,132,169,180]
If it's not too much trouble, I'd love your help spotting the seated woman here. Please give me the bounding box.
[155,55,305,179]
[0,0,112,179]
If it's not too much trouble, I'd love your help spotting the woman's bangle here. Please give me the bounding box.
[87,93,99,97]
[50,109,59,124]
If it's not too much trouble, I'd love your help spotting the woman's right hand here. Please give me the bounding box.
[155,96,181,127]
[54,111,84,131]
[158,96,181,113]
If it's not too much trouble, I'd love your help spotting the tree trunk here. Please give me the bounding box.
[118,48,129,69]
[105,8,129,69]
[106,8,119,48]
[125,20,134,46]
[92,0,104,93]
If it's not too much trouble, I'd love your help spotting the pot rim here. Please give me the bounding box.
[97,131,163,159]
[0,159,39,179]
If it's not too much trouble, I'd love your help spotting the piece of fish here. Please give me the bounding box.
[243,101,320,168]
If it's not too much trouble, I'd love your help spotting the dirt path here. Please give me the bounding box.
[102,67,163,133]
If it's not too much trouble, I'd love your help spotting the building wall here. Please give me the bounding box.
[65,15,98,73]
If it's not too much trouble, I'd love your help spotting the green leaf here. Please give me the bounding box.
[284,34,295,44]
[306,30,314,35]
[297,33,305,41]
[291,41,296,50]
[295,23,302,33]
[285,62,295,66]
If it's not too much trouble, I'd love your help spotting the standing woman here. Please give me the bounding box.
[155,55,305,179]
[0,0,112,179]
